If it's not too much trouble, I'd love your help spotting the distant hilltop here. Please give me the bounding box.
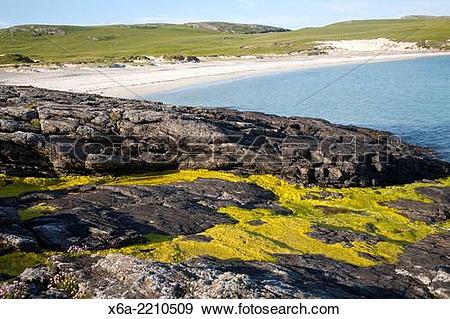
[402,15,450,19]
[2,21,291,35]
[185,22,291,34]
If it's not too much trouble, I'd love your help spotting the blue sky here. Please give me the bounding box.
[1,0,449,29]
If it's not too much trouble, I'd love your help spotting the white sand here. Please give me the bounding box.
[316,38,425,53]
[1,39,449,99]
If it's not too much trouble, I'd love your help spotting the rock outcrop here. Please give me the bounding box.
[2,231,449,299]
[383,186,450,223]
[0,179,288,251]
[1,85,450,299]
[1,85,448,187]
[1,175,449,298]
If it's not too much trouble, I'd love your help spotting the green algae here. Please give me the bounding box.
[0,174,114,198]
[2,170,449,268]
[441,219,450,230]
[246,174,437,243]
[0,252,48,279]
[30,119,41,129]
[102,204,408,267]
[0,170,237,198]
[0,175,44,198]
[143,233,174,243]
[107,169,246,187]
[19,203,58,221]
[102,171,450,267]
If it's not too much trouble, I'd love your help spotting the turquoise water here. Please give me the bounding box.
[147,56,450,161]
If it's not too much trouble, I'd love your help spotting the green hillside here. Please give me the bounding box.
[185,21,290,34]
[0,18,449,64]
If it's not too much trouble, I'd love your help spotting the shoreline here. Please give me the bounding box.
[1,51,449,99]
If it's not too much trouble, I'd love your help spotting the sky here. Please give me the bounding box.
[1,0,449,29]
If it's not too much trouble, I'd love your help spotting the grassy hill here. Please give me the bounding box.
[0,18,449,64]
[185,22,290,34]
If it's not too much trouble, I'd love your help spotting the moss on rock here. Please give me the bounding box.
[19,203,58,221]
[0,252,48,279]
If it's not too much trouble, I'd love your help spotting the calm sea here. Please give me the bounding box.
[147,56,450,161]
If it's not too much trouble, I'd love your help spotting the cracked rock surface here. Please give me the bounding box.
[383,186,450,223]
[1,181,449,298]
[1,85,449,187]
[1,179,287,251]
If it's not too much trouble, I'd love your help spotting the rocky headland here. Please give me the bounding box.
[0,85,448,186]
[0,85,449,299]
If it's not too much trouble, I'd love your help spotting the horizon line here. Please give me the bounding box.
[2,15,449,31]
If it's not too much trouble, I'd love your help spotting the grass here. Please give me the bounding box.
[0,18,449,64]
[1,169,449,270]
[0,53,35,64]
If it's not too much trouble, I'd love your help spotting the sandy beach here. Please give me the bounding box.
[1,40,449,99]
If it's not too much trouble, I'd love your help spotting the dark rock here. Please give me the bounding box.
[382,188,450,224]
[390,232,450,297]
[0,86,20,102]
[0,224,40,253]
[247,220,266,226]
[384,199,449,223]
[304,191,344,200]
[1,85,449,299]
[307,225,381,247]
[3,179,286,251]
[186,56,200,63]
[1,85,448,187]
[276,232,450,299]
[0,207,20,225]
[30,223,73,250]
[416,186,450,204]
[184,235,213,242]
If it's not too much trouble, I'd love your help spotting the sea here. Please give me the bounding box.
[146,56,450,161]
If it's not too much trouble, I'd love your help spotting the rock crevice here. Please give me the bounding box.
[1,85,448,186]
